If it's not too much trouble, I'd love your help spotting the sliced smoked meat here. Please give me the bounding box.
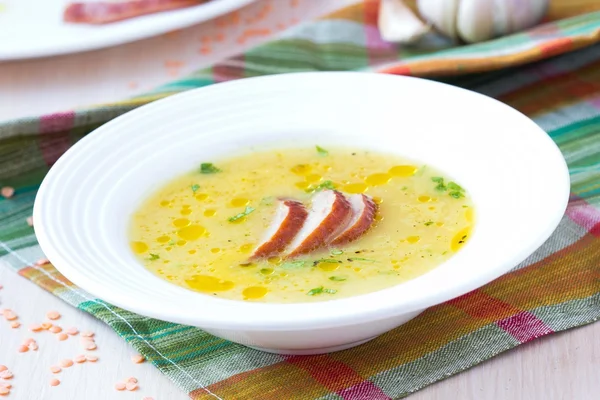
[286,190,352,258]
[64,0,203,24]
[330,194,378,246]
[252,199,308,259]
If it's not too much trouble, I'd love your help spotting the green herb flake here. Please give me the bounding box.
[447,182,464,192]
[348,257,377,263]
[449,191,464,199]
[316,145,329,156]
[424,221,434,226]
[307,180,336,193]
[200,163,221,174]
[281,261,308,270]
[191,184,200,193]
[148,253,160,261]
[329,276,346,282]
[307,287,323,296]
[228,206,255,222]
[307,286,337,296]
[330,249,344,255]
[431,177,444,183]
[401,186,408,191]
[316,258,341,264]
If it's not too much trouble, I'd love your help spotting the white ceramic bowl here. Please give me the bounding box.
[34,72,569,354]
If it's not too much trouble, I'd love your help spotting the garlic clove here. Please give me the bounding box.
[418,0,461,40]
[378,0,431,43]
[456,0,494,43]
[500,0,548,35]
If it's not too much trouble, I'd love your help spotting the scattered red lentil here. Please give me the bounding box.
[81,331,94,337]
[30,324,43,332]
[142,397,154,400]
[66,327,79,336]
[59,359,73,368]
[85,355,98,362]
[49,325,62,333]
[125,381,138,391]
[23,338,34,346]
[29,342,39,351]
[46,311,61,320]
[84,343,97,351]
[114,382,126,391]
[0,367,5,373]
[0,383,10,389]
[41,322,53,330]
[50,366,61,374]
[131,354,145,364]
[74,355,86,363]
[10,321,20,329]
[4,311,17,321]
[1,187,14,199]
[26,216,33,226]
[0,386,9,395]
[49,378,60,387]
[17,345,28,353]
[127,377,138,384]
[0,370,13,379]
[199,46,212,55]
[35,258,50,266]
[57,333,69,341]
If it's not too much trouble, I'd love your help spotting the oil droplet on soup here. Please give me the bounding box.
[130,146,474,303]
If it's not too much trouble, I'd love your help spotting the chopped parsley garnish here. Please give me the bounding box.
[431,177,447,191]
[424,221,434,226]
[148,253,160,261]
[447,182,463,191]
[432,177,466,199]
[315,258,341,264]
[281,261,308,270]
[348,257,377,262]
[316,145,329,156]
[329,276,346,282]
[199,163,221,174]
[330,249,344,255]
[191,184,200,193]
[307,286,337,296]
[306,180,336,193]
[228,206,255,222]
[401,186,408,191]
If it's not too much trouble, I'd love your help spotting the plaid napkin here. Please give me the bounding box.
[2,1,600,399]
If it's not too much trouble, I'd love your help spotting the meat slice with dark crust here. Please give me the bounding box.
[64,0,203,24]
[285,190,352,258]
[330,194,378,246]
[251,199,308,259]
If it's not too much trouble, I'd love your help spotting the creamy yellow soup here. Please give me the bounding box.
[130,147,474,303]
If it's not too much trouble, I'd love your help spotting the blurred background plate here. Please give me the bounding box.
[0,0,255,61]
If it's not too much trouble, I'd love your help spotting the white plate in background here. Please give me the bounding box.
[0,0,255,60]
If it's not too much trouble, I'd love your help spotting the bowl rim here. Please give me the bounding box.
[33,72,570,330]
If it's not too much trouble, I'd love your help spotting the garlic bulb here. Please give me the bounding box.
[379,0,549,44]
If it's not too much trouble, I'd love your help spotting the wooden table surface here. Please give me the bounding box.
[1,1,598,399]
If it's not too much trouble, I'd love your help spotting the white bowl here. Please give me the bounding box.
[34,72,569,355]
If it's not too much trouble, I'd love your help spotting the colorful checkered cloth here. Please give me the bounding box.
[2,1,600,399]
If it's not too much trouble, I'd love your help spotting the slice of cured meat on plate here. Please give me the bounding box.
[64,0,203,24]
[252,199,308,259]
[330,194,378,246]
[285,190,352,258]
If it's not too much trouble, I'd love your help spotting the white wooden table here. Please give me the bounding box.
[0,1,598,398]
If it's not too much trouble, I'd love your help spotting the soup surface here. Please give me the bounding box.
[130,146,474,303]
